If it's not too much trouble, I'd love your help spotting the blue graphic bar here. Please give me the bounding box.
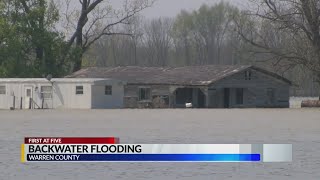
[26,154,260,162]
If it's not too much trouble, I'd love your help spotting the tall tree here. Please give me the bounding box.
[173,2,239,65]
[61,0,154,72]
[237,0,320,86]
[0,0,66,77]
[143,18,173,66]
[83,15,145,67]
[172,10,194,65]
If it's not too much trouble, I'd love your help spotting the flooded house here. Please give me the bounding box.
[0,78,125,109]
[67,65,291,108]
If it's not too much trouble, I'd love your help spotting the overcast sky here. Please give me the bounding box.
[58,0,247,34]
[139,0,245,18]
[62,0,246,19]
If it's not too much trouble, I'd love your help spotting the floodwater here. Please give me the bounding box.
[0,109,319,180]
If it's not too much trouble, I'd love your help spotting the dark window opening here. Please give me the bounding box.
[236,88,244,105]
[41,86,52,99]
[267,88,275,104]
[76,86,84,95]
[139,88,151,101]
[105,86,112,95]
[245,70,252,80]
[175,88,193,105]
[224,88,230,108]
[26,89,32,97]
[0,85,6,95]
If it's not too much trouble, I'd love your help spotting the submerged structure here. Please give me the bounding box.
[67,65,291,108]
[0,78,125,109]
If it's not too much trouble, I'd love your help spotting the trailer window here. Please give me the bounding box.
[105,86,112,95]
[76,86,84,95]
[41,86,52,99]
[0,85,5,95]
[0,86,5,95]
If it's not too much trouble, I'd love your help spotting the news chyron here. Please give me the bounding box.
[21,137,292,162]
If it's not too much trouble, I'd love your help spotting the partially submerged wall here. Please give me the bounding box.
[209,69,290,108]
[124,85,171,108]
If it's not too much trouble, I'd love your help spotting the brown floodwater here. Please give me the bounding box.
[0,109,319,180]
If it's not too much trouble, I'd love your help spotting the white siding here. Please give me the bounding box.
[0,82,92,109]
[91,84,124,109]
[51,83,92,109]
[0,79,125,109]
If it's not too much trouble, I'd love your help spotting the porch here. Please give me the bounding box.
[170,87,256,108]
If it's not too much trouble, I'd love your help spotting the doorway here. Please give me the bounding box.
[175,88,193,106]
[224,88,230,108]
[175,88,206,108]
[24,87,33,109]
[197,90,206,108]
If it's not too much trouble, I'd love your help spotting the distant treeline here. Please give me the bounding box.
[84,1,319,97]
[0,0,319,96]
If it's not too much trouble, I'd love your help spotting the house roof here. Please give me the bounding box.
[66,65,291,86]
[0,78,122,84]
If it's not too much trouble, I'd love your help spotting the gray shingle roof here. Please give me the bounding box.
[66,65,291,86]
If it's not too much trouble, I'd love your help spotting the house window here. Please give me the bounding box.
[139,88,151,101]
[0,85,6,95]
[41,86,52,99]
[267,88,275,104]
[245,70,252,80]
[76,86,84,95]
[105,86,112,95]
[236,88,244,105]
[26,89,32,97]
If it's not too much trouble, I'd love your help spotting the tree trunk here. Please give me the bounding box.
[72,15,85,72]
[73,45,83,72]
[36,46,44,70]
[318,74,320,100]
[73,58,82,72]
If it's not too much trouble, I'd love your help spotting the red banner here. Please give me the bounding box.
[24,137,119,144]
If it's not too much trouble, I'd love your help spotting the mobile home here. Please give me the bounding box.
[0,78,125,109]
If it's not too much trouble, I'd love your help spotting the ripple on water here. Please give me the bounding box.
[0,109,319,180]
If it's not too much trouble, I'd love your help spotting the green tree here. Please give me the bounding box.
[0,0,70,77]
[0,1,25,77]
[172,1,239,65]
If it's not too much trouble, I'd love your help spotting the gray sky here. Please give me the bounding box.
[140,0,245,18]
[59,0,247,36]
[62,0,246,19]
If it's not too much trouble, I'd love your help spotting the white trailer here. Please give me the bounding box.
[0,78,126,109]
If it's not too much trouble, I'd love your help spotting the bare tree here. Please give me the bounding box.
[143,18,173,66]
[84,15,144,67]
[237,0,320,86]
[172,2,238,65]
[59,0,154,72]
[124,15,144,65]
[172,10,194,65]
